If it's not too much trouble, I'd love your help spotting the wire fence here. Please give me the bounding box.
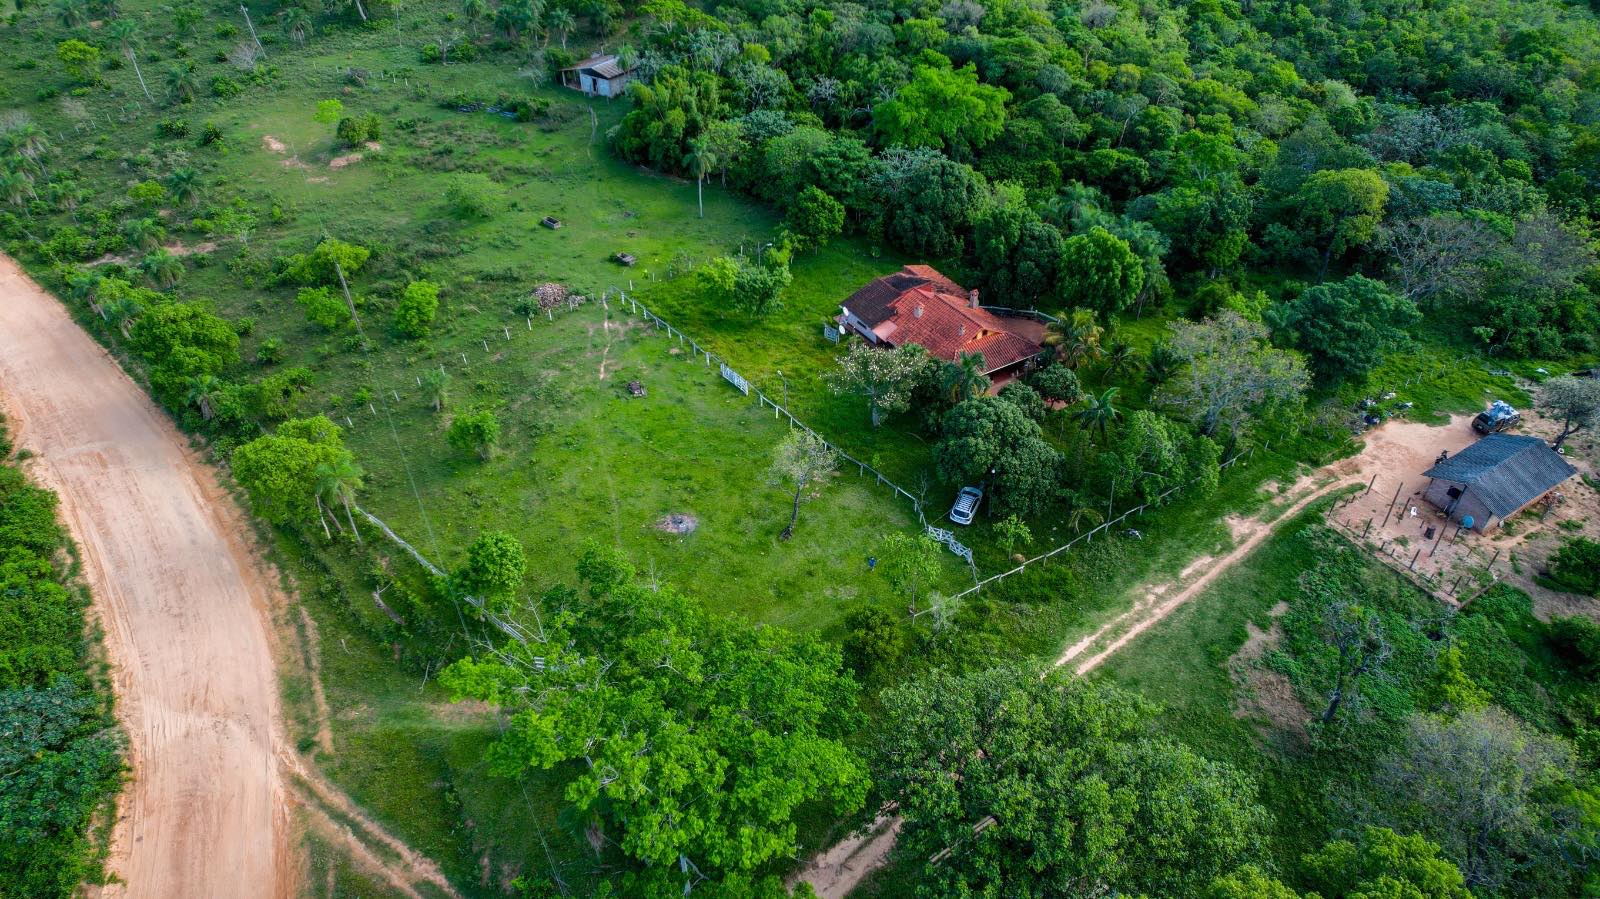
[916,444,1262,616]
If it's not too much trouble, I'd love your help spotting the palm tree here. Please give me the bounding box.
[0,169,34,209]
[940,351,991,404]
[141,248,183,288]
[55,0,90,28]
[1145,340,1181,385]
[9,122,50,166]
[546,6,575,47]
[460,0,488,35]
[1063,500,1105,534]
[108,20,153,102]
[165,62,199,104]
[494,0,536,40]
[122,217,165,251]
[421,369,450,413]
[102,293,142,338]
[65,268,101,315]
[165,168,201,206]
[280,7,311,47]
[1100,340,1141,383]
[314,457,365,544]
[683,136,717,219]
[185,375,223,421]
[1044,308,1104,370]
[1074,386,1122,443]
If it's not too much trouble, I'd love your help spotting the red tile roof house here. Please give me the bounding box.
[837,265,1048,390]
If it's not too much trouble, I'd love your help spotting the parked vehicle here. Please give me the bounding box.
[948,486,983,525]
[1472,400,1522,435]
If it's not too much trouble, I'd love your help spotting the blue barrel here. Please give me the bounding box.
[1461,515,1475,530]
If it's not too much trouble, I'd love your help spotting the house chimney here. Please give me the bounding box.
[914,304,923,318]
[968,288,980,309]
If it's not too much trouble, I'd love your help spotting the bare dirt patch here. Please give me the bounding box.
[655,513,699,535]
[88,240,217,267]
[263,134,288,154]
[1228,602,1308,742]
[328,152,363,169]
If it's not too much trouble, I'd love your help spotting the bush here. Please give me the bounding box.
[295,286,350,331]
[1026,363,1082,405]
[199,121,224,146]
[336,113,382,147]
[393,280,439,338]
[1547,616,1600,679]
[443,173,502,220]
[843,606,904,675]
[157,118,190,138]
[447,409,500,460]
[1550,537,1600,596]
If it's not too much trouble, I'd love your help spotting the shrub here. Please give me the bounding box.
[1550,537,1600,596]
[157,118,190,138]
[393,280,439,338]
[443,173,502,220]
[843,606,904,674]
[295,286,350,331]
[447,409,500,460]
[336,113,382,147]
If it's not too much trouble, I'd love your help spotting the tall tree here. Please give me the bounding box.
[1156,312,1308,442]
[440,546,866,894]
[875,668,1267,898]
[826,340,930,426]
[934,396,1061,517]
[1268,275,1420,383]
[1059,226,1145,317]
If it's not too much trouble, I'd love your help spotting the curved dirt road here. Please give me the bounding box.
[798,421,1472,896]
[0,255,293,898]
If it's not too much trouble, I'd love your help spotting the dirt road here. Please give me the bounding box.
[0,254,294,898]
[796,420,1478,897]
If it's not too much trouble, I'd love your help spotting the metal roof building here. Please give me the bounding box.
[1421,434,1577,531]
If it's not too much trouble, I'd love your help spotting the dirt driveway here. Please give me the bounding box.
[796,416,1496,897]
[0,254,294,898]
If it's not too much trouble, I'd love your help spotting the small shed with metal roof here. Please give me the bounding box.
[1421,434,1577,531]
[559,54,635,98]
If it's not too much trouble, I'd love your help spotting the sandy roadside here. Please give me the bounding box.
[0,254,294,898]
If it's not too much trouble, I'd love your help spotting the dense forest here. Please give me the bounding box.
[0,417,123,898]
[616,0,1600,363]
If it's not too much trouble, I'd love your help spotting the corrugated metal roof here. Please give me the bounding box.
[1423,434,1577,518]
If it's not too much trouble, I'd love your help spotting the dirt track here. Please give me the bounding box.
[796,419,1485,897]
[0,254,294,898]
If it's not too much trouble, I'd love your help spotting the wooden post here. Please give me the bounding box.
[1363,518,1372,538]
[1366,473,1377,494]
[1429,521,1447,557]
[1380,481,1404,528]
[1450,575,1464,595]
[1409,548,1422,570]
[1488,548,1502,567]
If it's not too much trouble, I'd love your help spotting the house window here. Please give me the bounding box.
[1446,486,1462,499]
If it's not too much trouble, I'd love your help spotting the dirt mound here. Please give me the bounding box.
[262,134,287,153]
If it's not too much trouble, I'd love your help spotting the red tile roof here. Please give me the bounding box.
[841,266,1043,373]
